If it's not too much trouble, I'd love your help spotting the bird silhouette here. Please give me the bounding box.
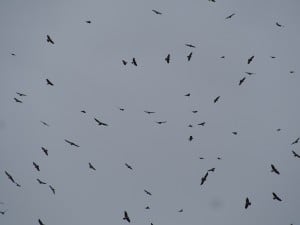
[81,110,86,114]
[85,20,91,24]
[185,93,191,97]
[270,56,276,59]
[214,96,220,103]
[208,168,215,172]
[247,56,254,64]
[37,178,47,184]
[49,185,55,194]
[188,124,193,128]
[46,35,54,44]
[220,56,225,59]
[40,121,49,127]
[292,151,300,158]
[5,171,15,184]
[94,118,108,126]
[38,218,45,225]
[232,131,238,135]
[225,13,235,19]
[200,172,208,185]
[118,107,125,111]
[276,128,281,132]
[46,79,54,86]
[198,122,206,126]
[245,72,255,75]
[144,110,155,114]
[290,70,295,74]
[271,164,280,175]
[189,136,193,141]
[272,192,282,201]
[276,22,284,27]
[33,162,40,171]
[144,189,152,196]
[291,137,299,145]
[185,44,196,48]
[145,206,150,209]
[122,60,127,65]
[11,53,15,56]
[41,147,48,156]
[64,139,80,147]
[178,209,183,212]
[132,58,137,66]
[245,198,251,209]
[123,211,130,223]
[239,77,246,86]
[125,163,133,170]
[0,210,7,215]
[187,52,193,61]
[165,54,170,63]
[16,92,26,97]
[199,157,204,159]
[192,110,198,113]
[14,97,22,103]
[89,162,96,170]
[156,121,167,124]
[152,9,162,15]
[208,0,216,2]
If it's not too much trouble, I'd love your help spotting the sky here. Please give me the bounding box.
[1,0,300,224]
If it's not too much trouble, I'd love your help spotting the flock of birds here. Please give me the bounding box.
[1,2,299,225]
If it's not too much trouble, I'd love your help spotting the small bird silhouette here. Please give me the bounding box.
[232,131,238,135]
[49,185,55,194]
[225,13,235,19]
[16,92,26,97]
[245,198,251,209]
[198,122,206,126]
[291,137,299,145]
[271,164,280,175]
[118,107,125,111]
[185,93,191,97]
[5,171,15,184]
[189,136,193,141]
[125,163,133,170]
[152,9,162,15]
[144,110,155,114]
[165,54,170,63]
[200,172,209,185]
[122,60,127,65]
[38,219,45,225]
[94,118,108,126]
[37,178,47,184]
[14,97,22,103]
[192,110,198,113]
[239,77,246,86]
[46,35,54,44]
[208,0,216,2]
[40,121,50,127]
[188,124,193,128]
[41,147,48,156]
[144,189,152,196]
[33,162,40,171]
[276,22,284,27]
[247,55,254,64]
[185,44,196,48]
[220,56,225,59]
[81,110,86,114]
[156,121,167,124]
[0,210,7,215]
[187,52,193,61]
[85,20,91,24]
[178,209,183,212]
[208,168,215,172]
[132,58,137,66]
[11,53,16,56]
[214,96,220,103]
[245,72,255,75]
[270,56,276,59]
[272,192,282,201]
[145,206,150,209]
[89,162,96,170]
[46,78,54,86]
[123,211,130,223]
[64,139,80,147]
[292,151,300,158]
[289,70,295,74]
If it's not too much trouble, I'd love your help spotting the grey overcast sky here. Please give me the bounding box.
[1,0,300,224]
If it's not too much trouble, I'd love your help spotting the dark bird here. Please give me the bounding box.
[144,110,155,114]
[46,78,54,86]
[81,110,86,113]
[225,13,235,19]
[122,60,127,65]
[33,162,40,171]
[94,118,108,126]
[5,171,15,184]
[271,164,280,175]
[198,122,206,126]
[247,55,254,64]
[276,128,281,132]
[200,172,208,185]
[217,157,222,160]
[15,182,21,187]
[41,147,48,156]
[192,110,198,113]
[220,56,225,59]
[270,56,276,59]
[187,52,193,61]
[38,219,45,225]
[145,206,150,209]
[292,151,300,158]
[46,35,54,44]
[239,77,246,86]
[165,54,170,63]
[178,209,183,212]
[291,137,299,145]
[208,168,215,172]
[11,53,15,56]
[85,20,91,24]
[37,178,47,184]
[40,121,49,127]
[123,211,130,223]
[276,22,284,27]
[188,124,193,128]
[189,136,193,141]
[199,157,204,159]
[245,72,255,75]
[245,198,251,209]
[152,9,162,15]
[214,96,220,103]
[232,131,238,135]
[156,121,167,124]
[119,107,125,111]
[185,44,196,48]
[208,0,216,2]
[89,162,96,170]
[64,139,80,147]
[144,189,152,196]
[16,92,26,97]
[49,185,55,194]
[125,163,133,170]
[14,97,22,103]
[0,210,7,215]
[132,58,137,66]
[290,70,295,74]
[185,93,190,97]
[272,192,282,201]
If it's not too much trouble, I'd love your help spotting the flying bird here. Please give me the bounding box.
[49,185,55,194]
[185,93,190,97]
[272,192,282,201]
[188,124,193,128]
[200,172,208,185]
[33,162,40,171]
[214,96,220,103]
[192,110,198,113]
[123,211,130,223]
[125,163,133,170]
[118,107,125,111]
[245,72,255,75]
[208,168,215,172]
[185,44,196,48]
[165,54,170,63]
[16,92,26,97]
[38,219,45,225]
[225,13,235,19]
[5,171,15,184]
[291,137,299,145]
[199,157,204,159]
[198,122,206,126]
[232,131,238,135]
[292,151,300,158]
[247,55,254,64]
[156,121,167,124]
[11,53,16,56]
[145,206,150,209]
[276,128,281,132]
[271,164,280,175]
[64,139,80,147]
[144,110,155,114]
[89,162,96,170]
[270,56,276,59]
[152,9,162,15]
[0,210,7,215]
[46,35,54,44]
[220,56,225,59]
[178,209,183,212]
[289,70,295,74]
[245,198,251,209]
[187,52,193,61]
[122,60,127,65]
[189,136,193,141]
[85,20,91,24]
[41,147,48,156]
[46,78,54,86]
[239,77,246,86]
[132,58,137,66]
[40,121,49,127]
[14,97,22,103]
[94,118,108,126]
[276,22,284,27]
[208,0,216,2]
[37,178,47,184]
[217,157,222,160]
[81,110,86,114]
[144,189,152,196]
